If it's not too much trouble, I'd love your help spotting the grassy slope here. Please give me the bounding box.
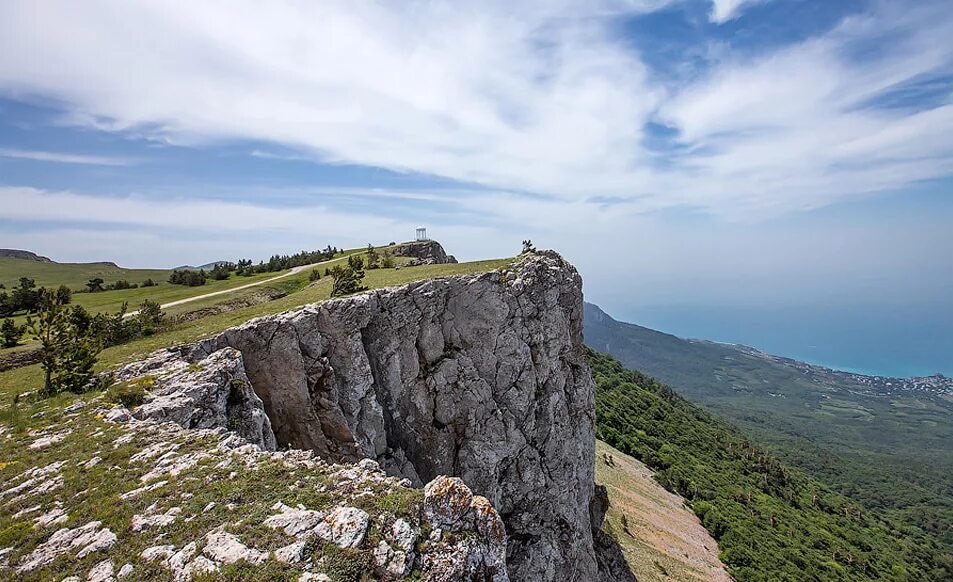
[596,440,731,582]
[0,254,510,580]
[0,257,170,289]
[0,390,423,581]
[0,257,512,398]
[590,349,949,581]
[583,302,953,558]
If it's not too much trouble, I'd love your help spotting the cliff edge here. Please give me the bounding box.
[2,251,629,581]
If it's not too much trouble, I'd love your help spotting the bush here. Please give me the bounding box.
[1,318,25,348]
[105,381,148,408]
[169,269,207,287]
[136,299,165,335]
[55,285,72,305]
[309,269,321,282]
[329,257,367,297]
[366,244,380,269]
[381,251,395,269]
[109,279,136,290]
[86,277,105,292]
[209,263,232,280]
[27,296,102,396]
[140,278,158,287]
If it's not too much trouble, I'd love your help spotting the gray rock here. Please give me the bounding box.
[122,251,608,580]
[116,564,134,579]
[202,530,268,565]
[103,406,131,423]
[312,506,369,549]
[390,240,458,265]
[115,347,276,450]
[17,521,116,572]
[86,559,113,582]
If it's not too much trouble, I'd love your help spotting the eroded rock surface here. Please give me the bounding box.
[114,251,613,581]
[391,240,457,265]
[114,346,276,450]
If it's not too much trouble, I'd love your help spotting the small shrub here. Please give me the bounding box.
[106,381,148,408]
[1,318,25,348]
[136,299,165,335]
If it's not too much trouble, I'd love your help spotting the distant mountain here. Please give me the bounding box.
[0,249,53,263]
[173,261,228,271]
[584,302,953,564]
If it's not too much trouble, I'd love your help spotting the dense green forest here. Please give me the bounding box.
[584,302,953,563]
[590,349,951,581]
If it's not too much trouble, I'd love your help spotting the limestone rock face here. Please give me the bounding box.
[391,240,458,265]
[120,251,606,580]
[114,347,276,450]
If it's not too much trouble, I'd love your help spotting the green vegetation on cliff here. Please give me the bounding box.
[590,349,950,581]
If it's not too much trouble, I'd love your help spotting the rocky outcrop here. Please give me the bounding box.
[114,347,276,450]
[0,248,53,262]
[113,251,621,581]
[391,240,457,265]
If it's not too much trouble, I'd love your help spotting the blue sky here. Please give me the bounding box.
[0,0,951,372]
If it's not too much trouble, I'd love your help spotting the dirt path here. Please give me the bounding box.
[125,259,335,318]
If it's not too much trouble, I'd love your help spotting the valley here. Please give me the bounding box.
[584,302,953,569]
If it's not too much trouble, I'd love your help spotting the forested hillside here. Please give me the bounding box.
[584,302,953,564]
[590,349,950,581]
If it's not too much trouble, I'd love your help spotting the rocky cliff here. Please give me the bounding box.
[390,240,457,265]
[6,251,627,580]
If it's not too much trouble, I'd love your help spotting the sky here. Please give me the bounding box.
[0,0,951,374]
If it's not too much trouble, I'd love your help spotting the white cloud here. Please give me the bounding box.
[0,1,950,219]
[0,148,133,166]
[708,0,767,24]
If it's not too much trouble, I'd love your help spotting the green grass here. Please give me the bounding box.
[0,257,170,289]
[0,257,512,399]
[0,400,420,581]
[0,253,508,580]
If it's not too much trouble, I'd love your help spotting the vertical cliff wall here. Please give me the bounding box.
[123,251,616,580]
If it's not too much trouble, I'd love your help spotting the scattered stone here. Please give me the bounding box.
[34,504,68,528]
[86,559,113,582]
[131,507,181,531]
[64,401,87,414]
[12,505,42,518]
[117,563,134,578]
[202,530,268,565]
[140,451,210,482]
[263,502,325,537]
[312,506,369,549]
[141,545,176,562]
[83,456,102,469]
[28,430,71,450]
[390,518,418,551]
[119,480,167,500]
[17,521,116,572]
[104,406,132,423]
[274,540,307,563]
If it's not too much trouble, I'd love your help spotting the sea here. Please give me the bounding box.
[623,303,953,379]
